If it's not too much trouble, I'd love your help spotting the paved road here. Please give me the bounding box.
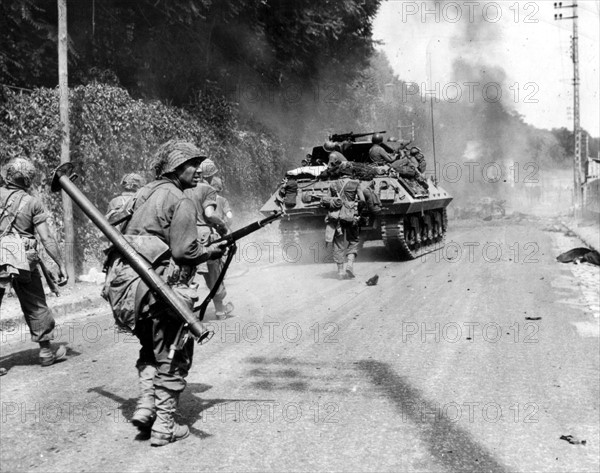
[1,219,598,472]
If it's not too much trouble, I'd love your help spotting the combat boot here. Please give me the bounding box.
[131,364,157,429]
[215,300,234,320]
[39,342,67,367]
[150,386,190,447]
[336,263,346,280]
[345,254,356,279]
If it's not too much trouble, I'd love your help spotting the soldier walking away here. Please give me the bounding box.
[323,163,366,280]
[105,173,146,220]
[102,140,225,446]
[0,158,68,369]
[185,160,234,320]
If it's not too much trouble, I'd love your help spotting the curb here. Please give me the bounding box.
[0,293,109,330]
[560,220,600,254]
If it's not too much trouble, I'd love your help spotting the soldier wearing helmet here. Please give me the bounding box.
[102,139,226,446]
[324,161,366,280]
[0,157,68,369]
[184,159,234,321]
[409,147,427,174]
[105,172,146,221]
[211,176,233,223]
[368,133,396,165]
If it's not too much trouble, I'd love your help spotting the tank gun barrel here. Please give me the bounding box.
[329,130,386,142]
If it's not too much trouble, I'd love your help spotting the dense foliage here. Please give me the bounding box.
[0,84,284,270]
[0,0,381,103]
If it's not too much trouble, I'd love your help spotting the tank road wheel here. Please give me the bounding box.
[382,209,448,260]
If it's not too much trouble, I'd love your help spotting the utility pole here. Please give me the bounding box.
[58,0,75,283]
[554,1,582,212]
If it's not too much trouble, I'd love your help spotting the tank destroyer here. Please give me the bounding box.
[260,131,453,262]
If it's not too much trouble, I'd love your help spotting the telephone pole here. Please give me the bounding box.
[58,0,75,283]
[554,1,582,211]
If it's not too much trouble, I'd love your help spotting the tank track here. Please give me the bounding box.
[381,209,447,260]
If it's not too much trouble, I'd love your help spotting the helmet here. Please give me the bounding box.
[199,159,218,178]
[388,136,398,142]
[410,146,421,155]
[323,141,336,152]
[371,133,384,144]
[2,157,36,188]
[211,176,224,192]
[120,173,146,192]
[153,140,207,178]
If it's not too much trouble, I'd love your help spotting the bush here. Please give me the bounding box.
[0,84,285,272]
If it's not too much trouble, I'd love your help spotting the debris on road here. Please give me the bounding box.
[366,275,379,286]
[560,435,587,445]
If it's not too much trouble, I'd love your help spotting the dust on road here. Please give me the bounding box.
[1,220,598,473]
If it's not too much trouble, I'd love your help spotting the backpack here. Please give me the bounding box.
[334,179,358,223]
[0,191,39,286]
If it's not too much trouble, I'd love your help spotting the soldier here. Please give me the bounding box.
[324,162,366,280]
[409,147,427,174]
[390,147,429,190]
[368,133,396,165]
[102,140,225,446]
[211,176,233,224]
[185,160,234,320]
[0,158,68,369]
[105,173,146,220]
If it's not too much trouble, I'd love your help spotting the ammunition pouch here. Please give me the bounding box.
[0,234,40,287]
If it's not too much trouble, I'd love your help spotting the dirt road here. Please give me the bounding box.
[1,219,598,472]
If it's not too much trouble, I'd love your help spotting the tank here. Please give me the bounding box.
[260,131,453,262]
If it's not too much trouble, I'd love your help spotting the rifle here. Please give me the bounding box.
[169,211,283,358]
[210,211,283,246]
[329,131,386,143]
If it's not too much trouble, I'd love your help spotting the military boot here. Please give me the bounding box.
[150,386,190,447]
[39,342,67,367]
[215,300,235,320]
[336,263,346,280]
[131,364,157,429]
[345,254,356,279]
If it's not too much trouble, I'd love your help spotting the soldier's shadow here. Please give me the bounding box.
[0,343,76,373]
[89,383,269,442]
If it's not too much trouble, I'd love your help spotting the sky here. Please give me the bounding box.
[373,0,600,136]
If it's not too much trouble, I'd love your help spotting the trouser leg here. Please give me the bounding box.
[145,304,194,445]
[12,269,56,342]
[132,318,159,429]
[332,225,346,264]
[344,223,360,258]
[204,258,227,306]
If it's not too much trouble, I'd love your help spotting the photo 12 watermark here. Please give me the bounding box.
[402,401,540,424]
[397,1,540,24]
[401,321,540,343]
[201,401,340,424]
